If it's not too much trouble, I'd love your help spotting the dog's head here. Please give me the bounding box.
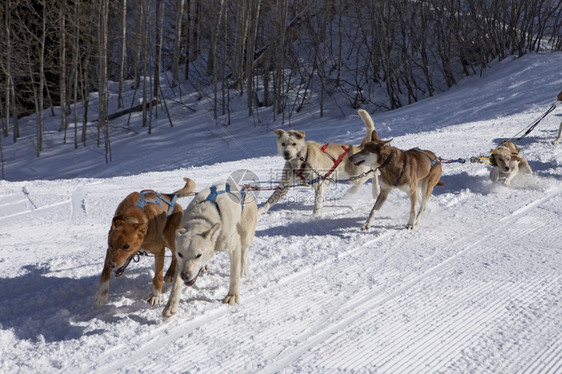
[349,138,393,168]
[106,216,148,277]
[174,223,220,287]
[490,148,521,173]
[273,129,307,161]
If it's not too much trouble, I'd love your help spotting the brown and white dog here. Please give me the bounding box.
[489,140,532,186]
[349,131,444,230]
[258,109,380,217]
[95,178,196,308]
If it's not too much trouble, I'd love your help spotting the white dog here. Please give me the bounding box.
[489,140,532,186]
[258,109,380,217]
[163,182,257,318]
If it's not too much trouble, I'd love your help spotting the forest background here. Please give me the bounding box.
[1,0,561,168]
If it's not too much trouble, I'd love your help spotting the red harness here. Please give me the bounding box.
[295,144,351,183]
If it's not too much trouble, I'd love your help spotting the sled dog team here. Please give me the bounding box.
[96,108,542,317]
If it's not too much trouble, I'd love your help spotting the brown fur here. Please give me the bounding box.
[95,178,196,307]
[349,131,444,230]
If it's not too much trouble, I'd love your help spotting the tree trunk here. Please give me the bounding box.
[118,0,127,108]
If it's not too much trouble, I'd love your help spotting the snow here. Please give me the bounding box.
[1,52,562,373]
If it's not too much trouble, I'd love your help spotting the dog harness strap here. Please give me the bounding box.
[204,184,247,214]
[320,144,352,180]
[394,155,407,186]
[135,191,178,220]
[379,149,394,170]
[295,162,308,183]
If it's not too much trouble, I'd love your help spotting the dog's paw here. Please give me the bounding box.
[257,206,268,215]
[146,292,163,306]
[162,303,177,318]
[405,223,414,230]
[361,223,370,231]
[94,285,109,307]
[164,271,176,284]
[222,293,240,305]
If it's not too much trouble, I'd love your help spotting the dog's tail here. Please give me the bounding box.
[358,109,376,146]
[173,177,197,197]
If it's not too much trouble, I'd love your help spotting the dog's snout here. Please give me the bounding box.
[107,261,116,270]
[180,272,190,281]
[283,151,290,158]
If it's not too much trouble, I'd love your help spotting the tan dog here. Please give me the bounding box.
[349,131,444,230]
[489,140,532,186]
[258,109,380,217]
[95,178,196,307]
[163,182,257,318]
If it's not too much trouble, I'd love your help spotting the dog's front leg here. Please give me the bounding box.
[162,273,183,318]
[312,181,328,217]
[95,265,112,307]
[503,164,519,187]
[223,246,242,305]
[362,188,390,230]
[147,251,165,306]
[258,186,290,214]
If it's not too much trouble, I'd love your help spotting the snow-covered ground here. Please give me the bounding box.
[1,53,562,373]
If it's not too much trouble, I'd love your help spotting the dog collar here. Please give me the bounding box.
[378,149,394,169]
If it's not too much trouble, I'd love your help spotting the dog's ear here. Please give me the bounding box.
[370,130,382,142]
[381,138,393,147]
[133,223,148,236]
[176,228,187,237]
[111,216,124,229]
[511,154,522,162]
[289,130,305,139]
[204,223,221,243]
[273,129,285,138]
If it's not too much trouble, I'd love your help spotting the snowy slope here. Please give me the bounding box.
[1,52,562,373]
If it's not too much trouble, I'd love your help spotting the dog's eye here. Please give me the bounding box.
[177,252,183,259]
[196,254,202,259]
[281,143,286,146]
[123,244,130,250]
[292,143,296,146]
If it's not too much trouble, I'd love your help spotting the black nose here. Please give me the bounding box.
[284,151,290,158]
[180,272,190,281]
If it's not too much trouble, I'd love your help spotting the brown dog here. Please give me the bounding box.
[95,178,196,307]
[489,140,532,186]
[349,131,444,230]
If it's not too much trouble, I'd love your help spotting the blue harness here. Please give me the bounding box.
[135,190,178,219]
[203,184,247,215]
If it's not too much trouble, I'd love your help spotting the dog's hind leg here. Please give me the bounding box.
[361,187,391,230]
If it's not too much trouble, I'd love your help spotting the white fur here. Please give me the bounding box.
[258,109,380,217]
[163,183,257,318]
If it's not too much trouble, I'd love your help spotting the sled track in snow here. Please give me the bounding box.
[92,187,562,373]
